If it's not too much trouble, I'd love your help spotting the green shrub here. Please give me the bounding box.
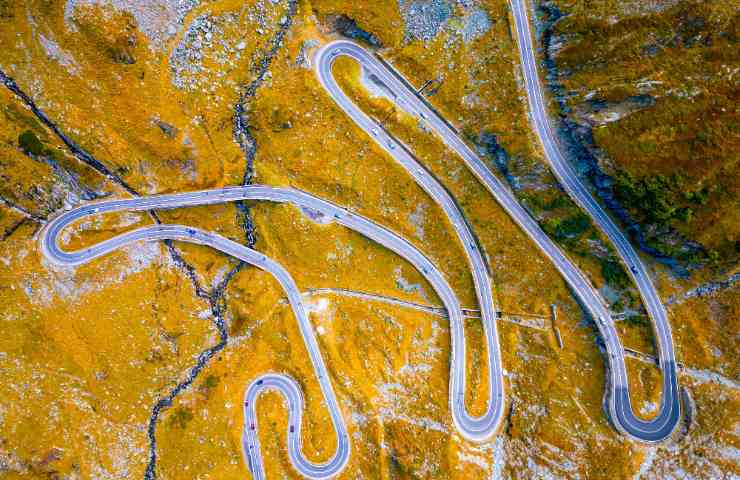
[601,259,629,289]
[613,170,704,226]
[624,315,649,327]
[168,407,194,429]
[18,130,44,156]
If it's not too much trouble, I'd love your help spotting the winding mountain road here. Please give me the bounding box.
[509,0,680,441]
[40,184,497,478]
[39,16,680,479]
[316,36,680,443]
[316,42,507,443]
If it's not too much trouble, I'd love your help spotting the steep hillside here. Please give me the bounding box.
[539,0,738,278]
[0,1,737,478]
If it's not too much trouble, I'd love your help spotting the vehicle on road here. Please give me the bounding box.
[38,25,681,479]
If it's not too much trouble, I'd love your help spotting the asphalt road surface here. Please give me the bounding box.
[40,184,496,478]
[316,43,507,444]
[509,0,680,441]
[39,21,680,479]
[316,36,679,443]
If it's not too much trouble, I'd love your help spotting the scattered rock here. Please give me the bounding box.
[152,118,178,138]
[460,8,491,42]
[574,95,656,126]
[398,0,452,42]
[295,39,318,68]
[64,0,201,51]
[38,33,81,76]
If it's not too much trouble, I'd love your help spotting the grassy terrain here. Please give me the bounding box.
[0,0,737,478]
[546,0,739,272]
